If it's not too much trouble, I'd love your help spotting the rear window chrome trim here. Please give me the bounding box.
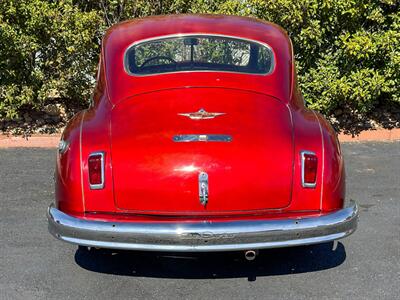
[123,33,275,77]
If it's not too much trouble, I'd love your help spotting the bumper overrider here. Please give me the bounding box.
[47,201,358,252]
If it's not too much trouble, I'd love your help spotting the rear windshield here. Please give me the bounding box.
[125,35,274,75]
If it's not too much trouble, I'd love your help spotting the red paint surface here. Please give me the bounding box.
[55,15,345,218]
[111,88,293,214]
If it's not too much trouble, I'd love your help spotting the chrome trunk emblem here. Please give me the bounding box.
[178,108,225,120]
[198,172,209,206]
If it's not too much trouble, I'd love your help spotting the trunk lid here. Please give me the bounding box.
[110,88,293,215]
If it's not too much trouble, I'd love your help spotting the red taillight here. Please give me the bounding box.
[88,152,104,189]
[301,151,317,188]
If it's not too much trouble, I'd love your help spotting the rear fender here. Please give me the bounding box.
[80,96,115,213]
[289,105,323,211]
[315,113,345,211]
[55,112,85,214]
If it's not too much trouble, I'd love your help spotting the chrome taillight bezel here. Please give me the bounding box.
[301,150,317,188]
[88,151,105,190]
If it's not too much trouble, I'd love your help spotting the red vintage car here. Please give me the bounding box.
[47,14,358,259]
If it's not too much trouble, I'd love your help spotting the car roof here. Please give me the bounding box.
[104,14,289,46]
[101,14,294,104]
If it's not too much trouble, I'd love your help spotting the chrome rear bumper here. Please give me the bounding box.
[47,201,358,252]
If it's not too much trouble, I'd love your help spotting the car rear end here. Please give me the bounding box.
[48,15,358,253]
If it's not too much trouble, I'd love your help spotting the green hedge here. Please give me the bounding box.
[0,0,399,120]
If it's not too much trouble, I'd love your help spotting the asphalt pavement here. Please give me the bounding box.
[0,142,399,299]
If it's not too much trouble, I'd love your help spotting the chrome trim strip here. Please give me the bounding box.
[88,151,105,190]
[173,134,232,142]
[79,111,86,210]
[198,172,209,206]
[123,33,275,77]
[47,201,358,252]
[312,110,325,209]
[301,150,317,188]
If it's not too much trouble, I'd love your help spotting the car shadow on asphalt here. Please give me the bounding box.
[74,242,346,281]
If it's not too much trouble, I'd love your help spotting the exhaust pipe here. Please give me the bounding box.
[244,250,258,261]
